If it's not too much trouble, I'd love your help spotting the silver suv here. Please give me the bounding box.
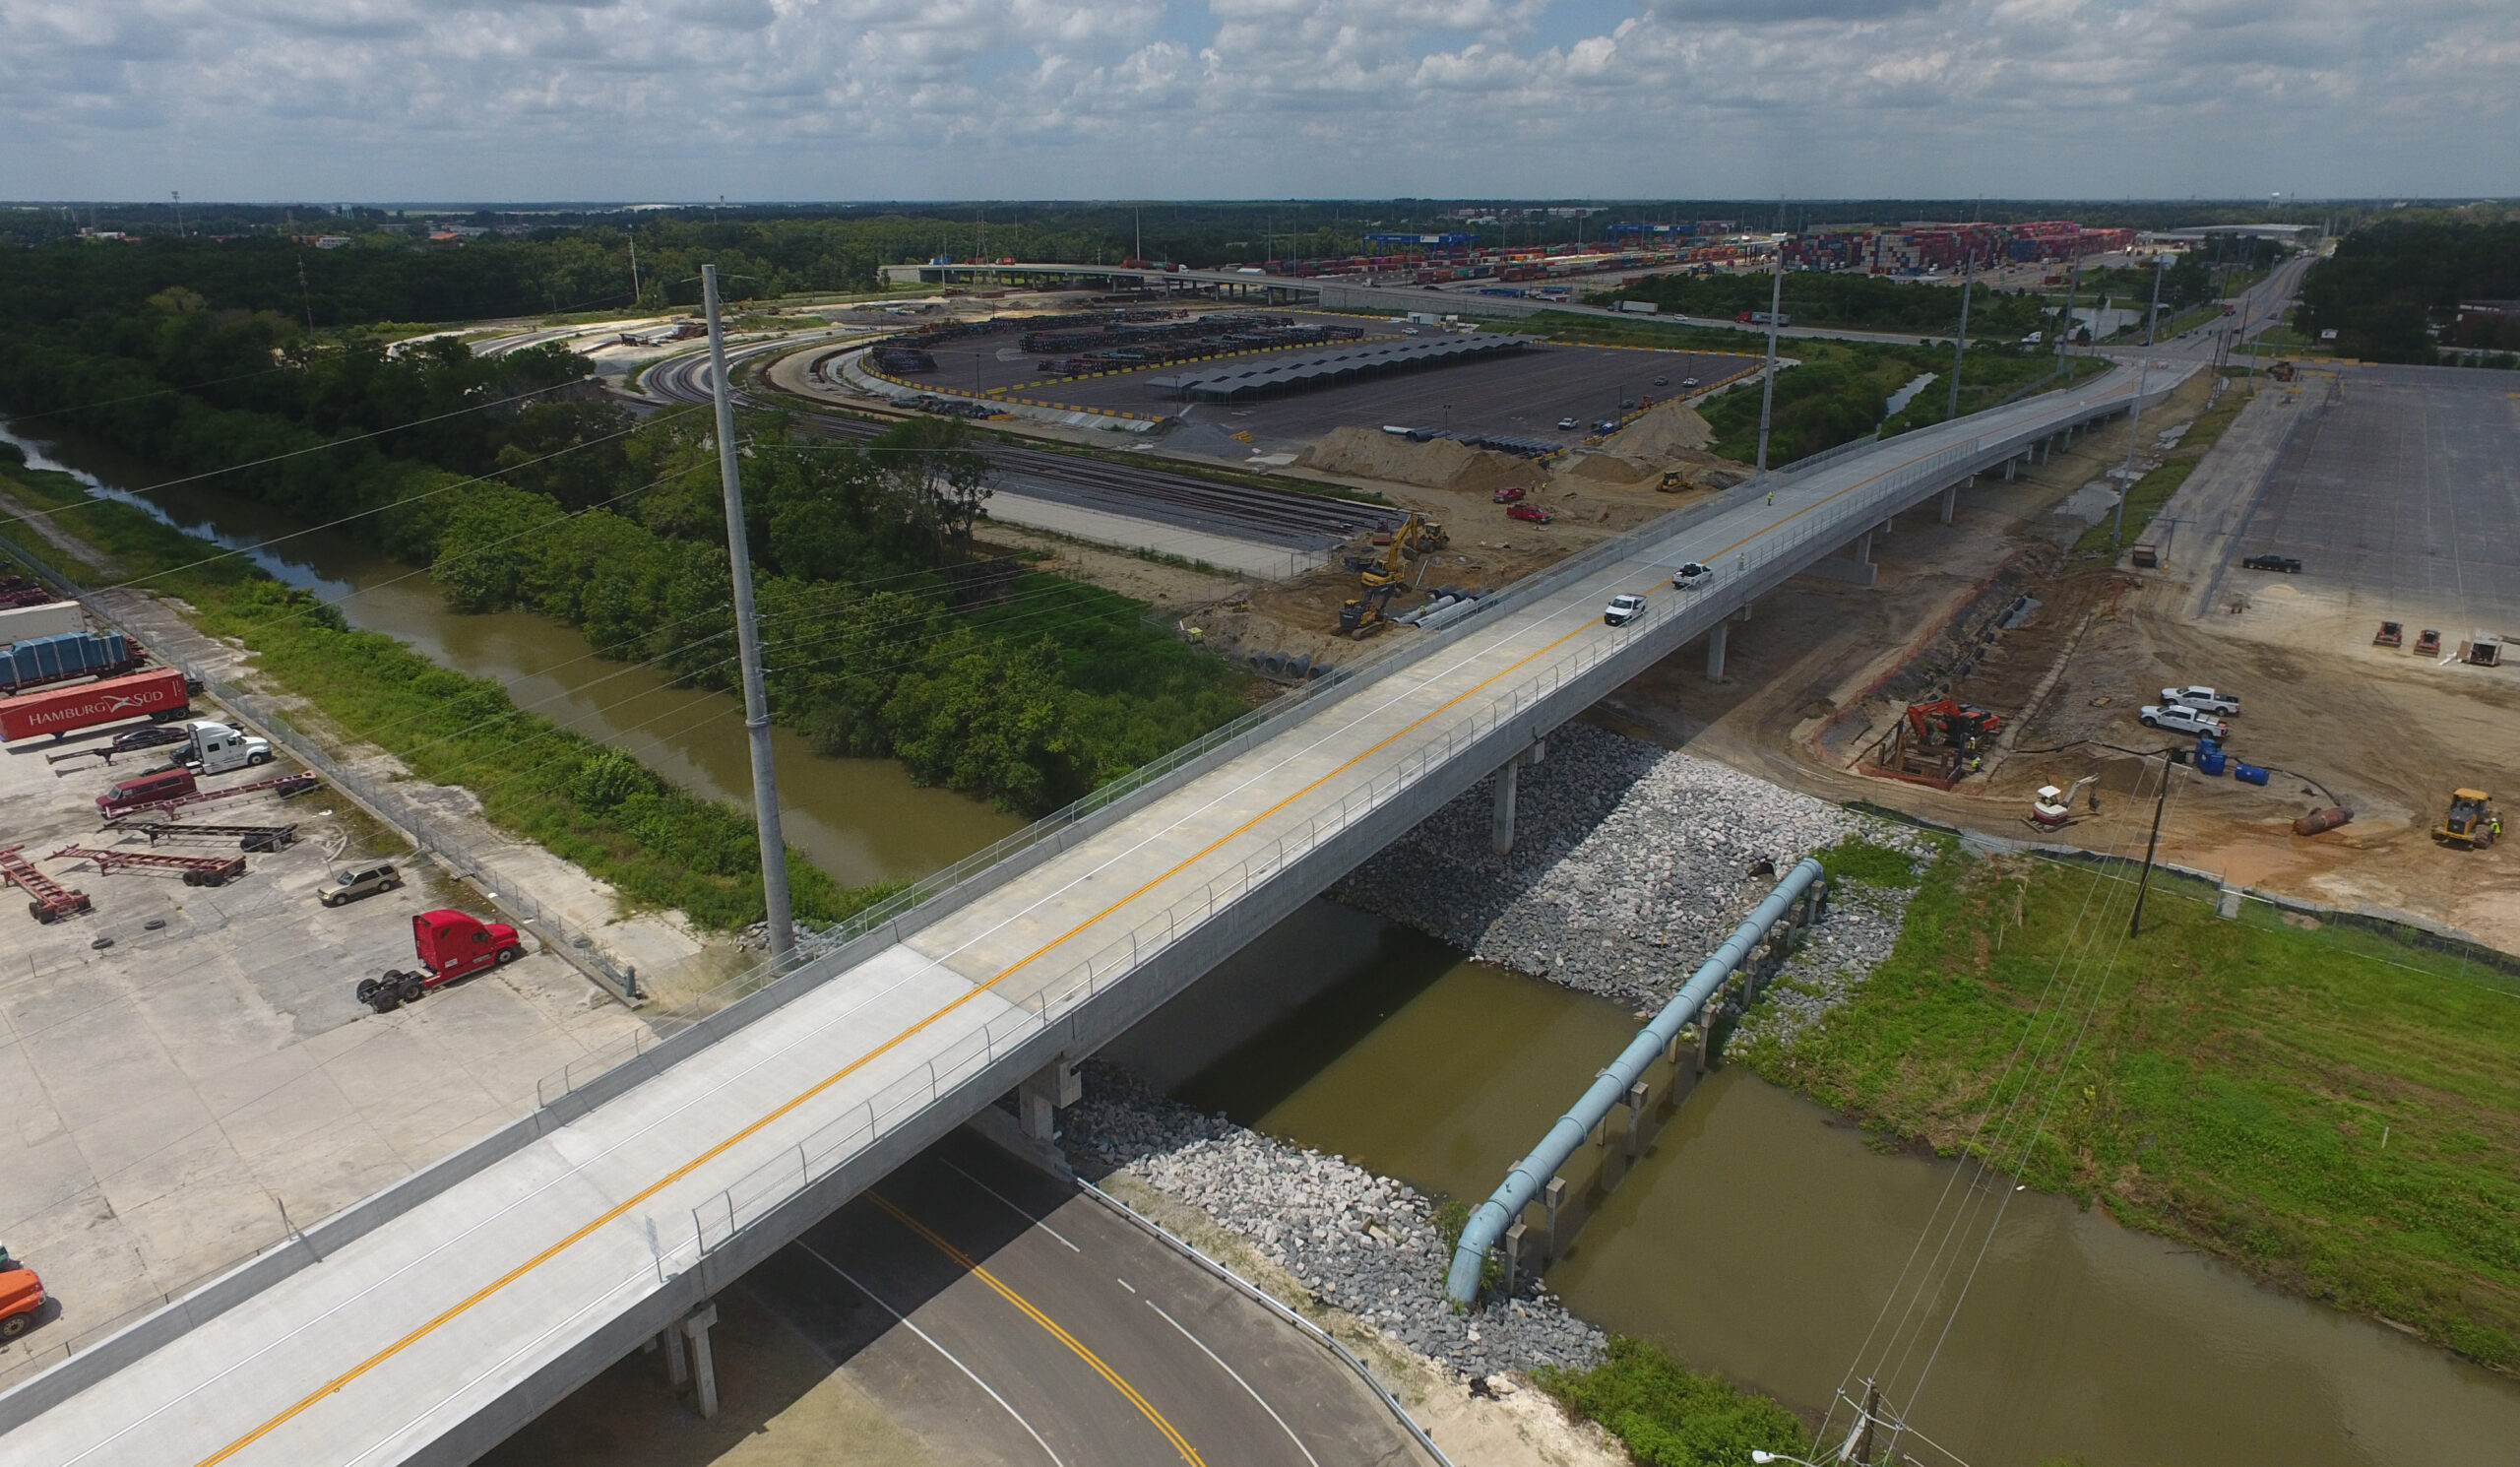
[319,861,404,908]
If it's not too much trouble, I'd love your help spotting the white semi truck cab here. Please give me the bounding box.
[182,720,274,775]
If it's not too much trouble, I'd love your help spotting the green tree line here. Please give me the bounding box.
[0,276,1248,814]
[2300,220,2520,360]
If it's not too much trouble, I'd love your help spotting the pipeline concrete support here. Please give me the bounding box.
[1443,858,1826,1304]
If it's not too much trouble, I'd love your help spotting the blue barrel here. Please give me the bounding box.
[2194,739,2228,776]
[2235,762,2270,786]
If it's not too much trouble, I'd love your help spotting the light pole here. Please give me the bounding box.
[702,263,796,965]
[2143,252,2170,347]
[1754,231,1786,473]
[2110,354,2152,557]
[1945,248,1975,421]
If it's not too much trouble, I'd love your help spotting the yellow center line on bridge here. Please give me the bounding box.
[193,388,2100,1466]
[868,1191,1204,1466]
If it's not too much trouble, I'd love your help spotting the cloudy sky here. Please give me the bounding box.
[3,0,2512,203]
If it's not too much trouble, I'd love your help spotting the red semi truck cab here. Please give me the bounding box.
[414,909,524,980]
[357,910,528,1012]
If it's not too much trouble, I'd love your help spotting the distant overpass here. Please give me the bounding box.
[0,361,2188,1467]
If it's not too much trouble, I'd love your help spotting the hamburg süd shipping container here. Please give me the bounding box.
[0,668,192,742]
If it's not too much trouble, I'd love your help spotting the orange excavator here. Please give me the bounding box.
[1904,698,2004,748]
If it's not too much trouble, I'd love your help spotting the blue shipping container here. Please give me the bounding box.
[1,629,131,688]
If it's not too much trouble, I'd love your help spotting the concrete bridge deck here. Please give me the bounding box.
[0,361,2185,1467]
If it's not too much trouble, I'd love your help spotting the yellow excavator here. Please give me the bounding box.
[1360,512,1446,589]
[1338,583,1398,638]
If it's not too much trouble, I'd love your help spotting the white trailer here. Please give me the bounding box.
[0,601,84,642]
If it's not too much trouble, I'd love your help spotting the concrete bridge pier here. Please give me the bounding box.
[2002,455,2019,481]
[1938,482,1960,524]
[1019,1055,1082,1142]
[1489,737,1548,854]
[1704,619,1729,680]
[1809,530,1878,587]
[659,1303,722,1419]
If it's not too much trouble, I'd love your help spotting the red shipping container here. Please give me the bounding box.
[0,668,190,741]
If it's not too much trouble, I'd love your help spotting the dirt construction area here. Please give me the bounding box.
[1596,366,2520,953]
[0,687,645,1383]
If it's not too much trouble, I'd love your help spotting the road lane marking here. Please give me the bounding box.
[798,1243,1068,1467]
[941,1157,1081,1251]
[1148,1300,1323,1467]
[188,370,2145,1467]
[869,1192,1203,1467]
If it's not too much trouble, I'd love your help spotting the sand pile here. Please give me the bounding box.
[1615,400,1716,457]
[1298,425,1536,496]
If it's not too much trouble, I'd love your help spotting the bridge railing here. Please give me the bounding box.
[554,422,2026,1114]
[679,443,2021,1246]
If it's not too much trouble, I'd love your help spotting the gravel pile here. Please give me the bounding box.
[1062,1066,1607,1378]
[1334,723,1926,1009]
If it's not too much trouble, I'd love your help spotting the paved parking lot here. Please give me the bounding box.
[0,705,643,1381]
[908,310,1760,454]
[2233,368,2520,632]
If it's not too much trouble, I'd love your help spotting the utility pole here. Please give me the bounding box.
[1753,228,1786,474]
[1134,205,1142,263]
[2127,748,2180,936]
[702,264,796,964]
[1945,249,1975,421]
[628,229,641,306]
[2110,355,2151,557]
[2143,253,2169,347]
[296,256,316,336]
[170,190,184,236]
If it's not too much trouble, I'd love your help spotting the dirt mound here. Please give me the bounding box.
[1299,425,1537,496]
[1615,400,1716,458]
[1563,453,1658,485]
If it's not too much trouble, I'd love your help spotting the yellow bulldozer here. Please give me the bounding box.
[2436,789,2500,849]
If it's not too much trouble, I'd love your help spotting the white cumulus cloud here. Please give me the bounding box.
[0,0,2506,199]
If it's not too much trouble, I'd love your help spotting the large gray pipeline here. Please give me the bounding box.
[1443,857,1825,1304]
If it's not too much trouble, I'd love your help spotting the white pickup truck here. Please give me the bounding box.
[2159,685,2240,716]
[2139,704,2229,739]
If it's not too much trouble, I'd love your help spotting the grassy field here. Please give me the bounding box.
[1535,1337,1808,1467]
[0,456,893,929]
[2069,374,2250,555]
[1745,840,2520,1371]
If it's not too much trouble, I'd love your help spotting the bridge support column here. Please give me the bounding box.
[2003,455,2019,481]
[1807,531,1877,587]
[681,1304,721,1421]
[1488,740,1545,855]
[1938,483,1959,524]
[1020,1055,1082,1142]
[1704,620,1729,681]
[662,1321,689,1389]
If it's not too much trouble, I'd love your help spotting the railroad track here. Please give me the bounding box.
[636,340,1404,550]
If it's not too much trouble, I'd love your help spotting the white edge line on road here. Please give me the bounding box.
[940,1157,1082,1252]
[800,1243,1069,1467]
[1148,1299,1323,1467]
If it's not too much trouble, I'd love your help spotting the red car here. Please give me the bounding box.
[1506,504,1553,525]
[1492,486,1527,504]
